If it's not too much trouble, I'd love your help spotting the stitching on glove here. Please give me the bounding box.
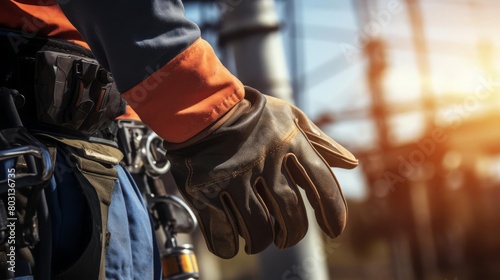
[285,153,330,231]
[292,120,339,237]
[217,192,241,257]
[253,177,286,248]
[185,128,299,190]
[305,133,358,166]
[220,192,252,253]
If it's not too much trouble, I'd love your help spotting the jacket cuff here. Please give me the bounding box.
[122,38,244,143]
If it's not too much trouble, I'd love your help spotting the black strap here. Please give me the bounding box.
[37,134,122,280]
[0,28,93,59]
[52,161,102,280]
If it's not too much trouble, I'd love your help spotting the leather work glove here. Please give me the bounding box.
[165,87,358,259]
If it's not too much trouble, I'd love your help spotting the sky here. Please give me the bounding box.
[185,0,500,200]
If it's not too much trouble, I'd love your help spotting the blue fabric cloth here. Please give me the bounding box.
[56,0,200,93]
[105,165,160,280]
[45,148,161,279]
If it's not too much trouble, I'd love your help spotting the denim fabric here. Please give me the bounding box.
[105,165,161,280]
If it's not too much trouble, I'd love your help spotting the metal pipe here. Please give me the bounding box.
[219,0,294,103]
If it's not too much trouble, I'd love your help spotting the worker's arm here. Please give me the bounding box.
[58,0,244,143]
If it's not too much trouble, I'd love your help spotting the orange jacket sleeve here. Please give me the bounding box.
[122,38,244,143]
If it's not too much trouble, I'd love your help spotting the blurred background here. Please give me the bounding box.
[171,0,500,279]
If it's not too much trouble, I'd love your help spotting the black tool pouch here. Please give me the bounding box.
[0,30,126,136]
[35,51,125,135]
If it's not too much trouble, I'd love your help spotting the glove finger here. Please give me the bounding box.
[295,116,358,169]
[284,152,347,238]
[178,187,240,259]
[222,184,274,254]
[255,173,308,249]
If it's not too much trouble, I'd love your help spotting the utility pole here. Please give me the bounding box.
[352,0,418,279]
[286,0,301,105]
[219,0,294,103]
[405,1,439,279]
[365,39,390,153]
[406,0,436,129]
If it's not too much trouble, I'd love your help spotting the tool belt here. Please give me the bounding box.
[0,30,126,279]
[0,28,126,136]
